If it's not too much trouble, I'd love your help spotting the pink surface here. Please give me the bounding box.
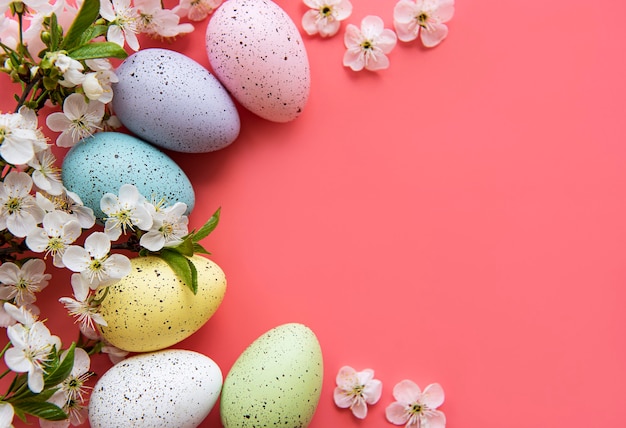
[2,0,626,426]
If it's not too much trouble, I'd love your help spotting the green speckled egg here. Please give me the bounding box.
[220,323,323,427]
[96,255,226,352]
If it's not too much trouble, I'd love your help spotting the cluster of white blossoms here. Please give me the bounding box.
[0,174,190,424]
[0,0,220,424]
[0,0,219,150]
[0,174,190,328]
[302,0,455,72]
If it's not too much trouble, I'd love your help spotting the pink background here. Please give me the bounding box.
[2,0,626,426]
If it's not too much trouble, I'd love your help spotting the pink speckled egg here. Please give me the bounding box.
[206,0,310,123]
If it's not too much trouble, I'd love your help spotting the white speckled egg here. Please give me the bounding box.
[206,0,310,123]
[220,323,323,427]
[112,48,240,152]
[96,255,227,353]
[89,349,222,428]
[61,132,195,220]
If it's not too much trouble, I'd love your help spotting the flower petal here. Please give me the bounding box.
[335,365,358,387]
[46,112,70,132]
[393,379,422,404]
[62,246,91,273]
[421,383,445,409]
[0,403,14,428]
[343,49,365,71]
[426,409,447,428]
[365,52,390,71]
[360,15,384,39]
[437,0,455,22]
[351,399,368,419]
[377,29,398,53]
[4,347,32,373]
[420,23,448,47]
[62,93,88,120]
[302,10,320,35]
[84,232,111,259]
[385,401,410,425]
[333,387,355,409]
[364,378,383,404]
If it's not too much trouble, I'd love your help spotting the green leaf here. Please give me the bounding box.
[68,42,128,60]
[192,243,211,255]
[61,0,101,50]
[48,13,61,51]
[44,343,75,389]
[191,208,221,242]
[78,24,108,46]
[12,406,26,423]
[158,250,198,294]
[172,237,194,257]
[12,400,68,421]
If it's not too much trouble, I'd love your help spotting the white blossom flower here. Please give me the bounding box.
[0,402,14,428]
[100,0,141,51]
[53,53,85,88]
[83,59,119,103]
[343,15,397,72]
[62,232,131,288]
[101,184,153,240]
[135,0,194,38]
[36,190,96,229]
[39,396,88,428]
[3,302,37,326]
[0,107,48,165]
[0,259,50,307]
[4,316,62,393]
[175,0,222,21]
[47,347,92,410]
[393,0,454,47]
[333,366,382,419]
[59,273,107,335]
[28,148,64,195]
[386,380,446,428]
[0,171,45,237]
[26,210,82,267]
[140,201,188,251]
[46,93,105,147]
[302,0,352,38]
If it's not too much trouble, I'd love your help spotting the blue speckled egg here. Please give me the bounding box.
[112,48,240,153]
[206,0,311,123]
[220,323,323,427]
[61,132,195,220]
[89,349,222,428]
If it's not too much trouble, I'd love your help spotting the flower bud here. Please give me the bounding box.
[17,64,29,77]
[10,1,25,14]
[41,31,51,45]
[83,73,104,100]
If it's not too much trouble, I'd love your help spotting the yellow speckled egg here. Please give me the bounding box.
[96,255,226,352]
[220,323,323,427]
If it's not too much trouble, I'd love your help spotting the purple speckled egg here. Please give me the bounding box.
[206,0,310,123]
[112,48,240,153]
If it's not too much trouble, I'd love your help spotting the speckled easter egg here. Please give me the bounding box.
[206,0,310,122]
[95,255,227,352]
[61,132,194,220]
[89,349,222,428]
[112,48,240,152]
[220,323,323,427]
